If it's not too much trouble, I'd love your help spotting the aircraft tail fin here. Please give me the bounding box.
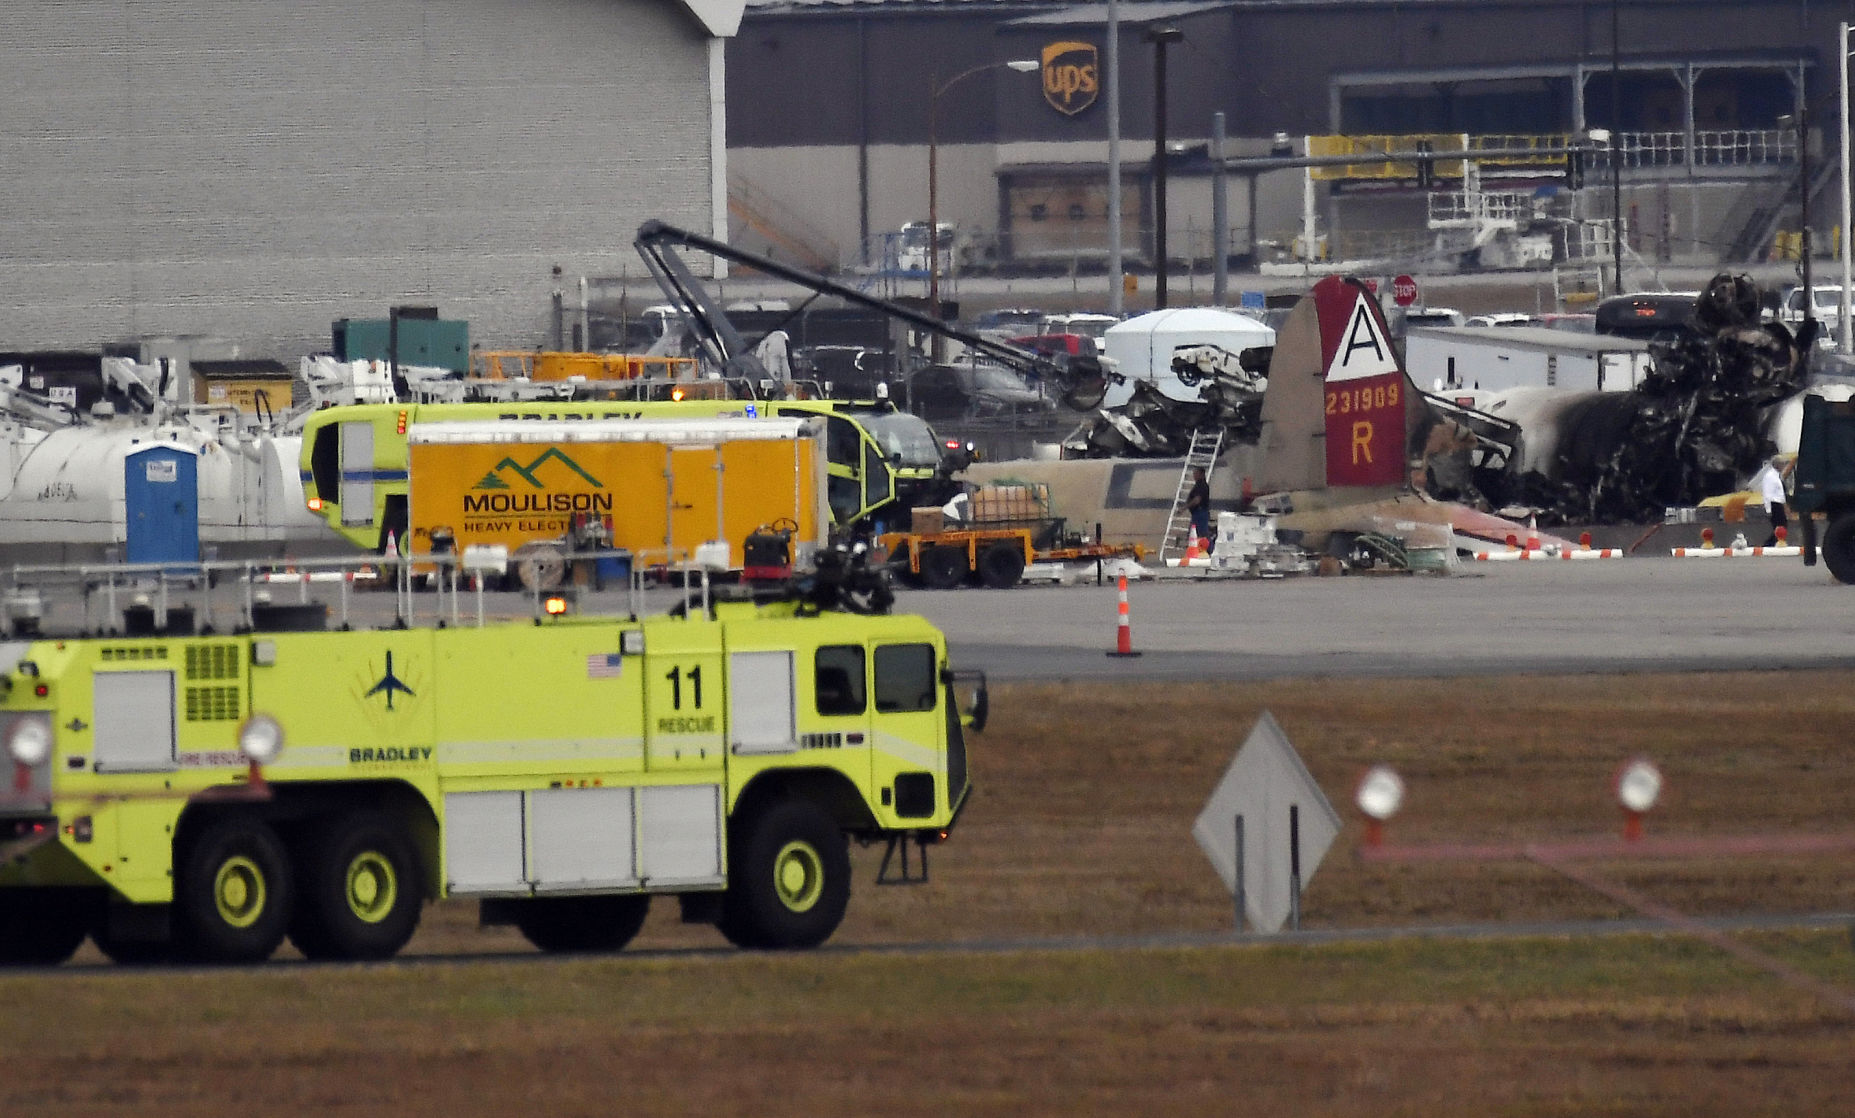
[1253,276,1426,494]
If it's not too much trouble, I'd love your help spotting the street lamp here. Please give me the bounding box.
[1840,21,1852,354]
[928,58,1038,344]
[1145,25,1183,309]
[1780,108,1813,334]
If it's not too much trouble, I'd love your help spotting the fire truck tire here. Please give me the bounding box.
[919,546,969,590]
[718,798,849,949]
[512,895,651,953]
[90,930,172,964]
[289,813,423,962]
[976,543,1025,589]
[1819,511,1855,583]
[175,817,294,964]
[0,888,90,965]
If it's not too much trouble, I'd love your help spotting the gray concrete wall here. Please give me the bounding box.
[2,0,716,357]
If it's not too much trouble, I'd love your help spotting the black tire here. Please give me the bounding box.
[512,894,651,953]
[919,546,969,591]
[976,542,1025,589]
[90,930,172,966]
[1821,511,1855,583]
[289,813,423,962]
[175,816,293,964]
[718,799,850,950]
[0,888,90,966]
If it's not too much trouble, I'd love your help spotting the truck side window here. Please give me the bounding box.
[825,416,861,469]
[863,440,888,509]
[815,645,866,715]
[873,643,936,713]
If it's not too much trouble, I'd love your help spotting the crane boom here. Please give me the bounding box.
[632,221,1119,410]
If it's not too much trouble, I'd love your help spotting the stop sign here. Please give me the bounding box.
[1392,274,1420,307]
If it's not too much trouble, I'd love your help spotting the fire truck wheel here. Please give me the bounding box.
[176,817,293,964]
[0,888,91,965]
[512,895,651,953]
[91,925,171,966]
[719,798,849,950]
[290,813,423,962]
[976,543,1025,589]
[918,546,969,591]
[1820,511,1855,583]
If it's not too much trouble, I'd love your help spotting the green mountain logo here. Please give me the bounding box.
[471,448,605,491]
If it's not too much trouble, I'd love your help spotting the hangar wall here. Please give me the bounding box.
[1,0,719,357]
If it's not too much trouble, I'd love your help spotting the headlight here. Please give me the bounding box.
[6,717,51,766]
[238,713,285,764]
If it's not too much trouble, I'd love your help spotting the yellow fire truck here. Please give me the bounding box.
[300,398,961,554]
[0,551,982,964]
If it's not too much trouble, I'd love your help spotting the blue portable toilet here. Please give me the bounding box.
[125,445,200,565]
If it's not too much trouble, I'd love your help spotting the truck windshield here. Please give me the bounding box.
[859,412,943,469]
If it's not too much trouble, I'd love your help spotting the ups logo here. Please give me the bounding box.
[1042,41,1098,116]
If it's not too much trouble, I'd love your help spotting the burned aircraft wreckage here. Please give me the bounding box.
[1061,273,1812,526]
[614,228,1808,528]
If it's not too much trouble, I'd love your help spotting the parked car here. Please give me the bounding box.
[1462,312,1541,328]
[1594,292,1700,343]
[1395,307,1467,332]
[1777,285,1848,347]
[906,359,1054,421]
[1037,312,1118,354]
[969,308,1048,342]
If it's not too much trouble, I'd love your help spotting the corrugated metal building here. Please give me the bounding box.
[1,0,741,356]
[726,0,1829,272]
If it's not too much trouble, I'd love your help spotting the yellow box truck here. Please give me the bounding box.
[406,416,830,587]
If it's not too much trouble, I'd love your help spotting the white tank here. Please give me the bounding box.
[1101,307,1275,408]
[0,418,329,558]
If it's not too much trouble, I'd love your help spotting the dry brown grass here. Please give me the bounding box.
[17,671,1855,1115]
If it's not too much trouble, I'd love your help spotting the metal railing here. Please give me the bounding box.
[1309,130,1800,180]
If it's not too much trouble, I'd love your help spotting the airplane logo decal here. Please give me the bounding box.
[471,448,604,491]
[365,651,416,711]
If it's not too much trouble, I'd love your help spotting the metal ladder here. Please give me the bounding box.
[1160,427,1226,562]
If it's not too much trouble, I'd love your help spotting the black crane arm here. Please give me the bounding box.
[632,220,1118,410]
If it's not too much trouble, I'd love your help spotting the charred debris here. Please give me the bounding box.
[1063,273,1812,526]
[1504,273,1810,525]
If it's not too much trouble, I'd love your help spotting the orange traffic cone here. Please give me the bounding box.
[384,530,400,560]
[1106,573,1141,658]
[1525,515,1540,552]
[1182,535,1203,564]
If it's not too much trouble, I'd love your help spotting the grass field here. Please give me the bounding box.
[10,671,1855,1115]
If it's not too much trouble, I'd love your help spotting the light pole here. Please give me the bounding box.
[1145,25,1183,309]
[928,58,1038,345]
[1840,21,1852,354]
[1106,0,1124,315]
[1610,0,1624,295]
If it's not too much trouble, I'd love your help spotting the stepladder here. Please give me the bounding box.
[1160,427,1226,562]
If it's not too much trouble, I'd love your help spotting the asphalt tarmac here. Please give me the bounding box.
[899,552,1855,682]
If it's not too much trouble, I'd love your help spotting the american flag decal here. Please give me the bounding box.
[586,653,623,679]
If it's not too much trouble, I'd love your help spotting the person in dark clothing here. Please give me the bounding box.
[1186,467,1211,550]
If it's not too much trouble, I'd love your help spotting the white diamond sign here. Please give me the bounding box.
[1192,711,1342,933]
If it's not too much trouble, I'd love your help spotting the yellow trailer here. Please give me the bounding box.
[406,417,830,588]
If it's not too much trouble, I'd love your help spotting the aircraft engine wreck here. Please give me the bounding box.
[1500,274,1812,524]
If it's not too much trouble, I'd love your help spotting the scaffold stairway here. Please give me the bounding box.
[1160,427,1226,562]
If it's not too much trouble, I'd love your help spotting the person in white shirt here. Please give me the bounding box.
[1750,456,1789,546]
